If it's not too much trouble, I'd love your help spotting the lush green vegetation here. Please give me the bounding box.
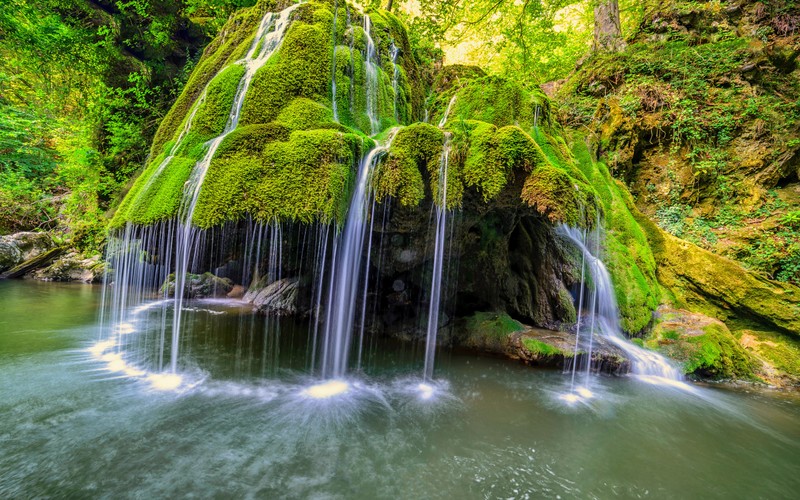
[0,0,254,249]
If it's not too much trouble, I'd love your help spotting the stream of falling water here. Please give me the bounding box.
[363,15,379,135]
[422,135,451,380]
[558,225,684,397]
[390,43,400,123]
[171,5,299,373]
[319,133,396,380]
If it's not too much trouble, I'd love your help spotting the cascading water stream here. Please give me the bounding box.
[559,225,683,383]
[439,95,456,128]
[319,132,397,380]
[170,4,299,373]
[390,43,400,123]
[363,15,379,135]
[422,135,451,380]
[330,0,339,122]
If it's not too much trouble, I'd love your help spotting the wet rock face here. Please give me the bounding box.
[0,240,21,272]
[244,277,300,316]
[367,179,581,338]
[452,311,630,374]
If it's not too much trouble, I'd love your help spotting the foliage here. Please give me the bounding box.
[0,0,235,250]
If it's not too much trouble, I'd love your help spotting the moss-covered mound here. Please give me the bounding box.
[374,74,602,228]
[113,0,421,229]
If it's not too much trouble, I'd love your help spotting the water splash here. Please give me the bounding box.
[171,5,299,373]
[558,225,684,383]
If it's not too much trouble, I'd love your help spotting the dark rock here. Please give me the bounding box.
[162,272,234,298]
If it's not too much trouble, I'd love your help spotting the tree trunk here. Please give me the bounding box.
[386,0,394,13]
[593,0,626,53]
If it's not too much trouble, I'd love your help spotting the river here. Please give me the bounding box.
[1,280,798,498]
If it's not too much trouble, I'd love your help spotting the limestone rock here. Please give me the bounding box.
[0,240,21,272]
[0,231,54,272]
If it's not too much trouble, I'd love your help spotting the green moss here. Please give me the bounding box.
[111,156,196,227]
[434,75,548,130]
[738,329,800,380]
[373,123,444,207]
[275,97,334,131]
[522,338,565,357]
[149,3,266,157]
[460,311,525,352]
[685,324,756,379]
[569,135,660,333]
[191,128,367,228]
[240,21,333,126]
[189,64,246,141]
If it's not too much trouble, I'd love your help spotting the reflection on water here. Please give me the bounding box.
[1,280,799,498]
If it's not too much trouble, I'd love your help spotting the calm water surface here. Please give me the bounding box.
[1,280,799,498]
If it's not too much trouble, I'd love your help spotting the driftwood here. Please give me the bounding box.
[1,247,64,279]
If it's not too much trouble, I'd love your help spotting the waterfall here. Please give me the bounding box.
[559,226,683,381]
[171,4,299,373]
[438,95,456,128]
[363,15,379,135]
[331,0,338,122]
[422,135,451,380]
[390,43,400,123]
[319,133,396,379]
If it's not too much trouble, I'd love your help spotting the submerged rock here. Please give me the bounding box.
[162,272,234,298]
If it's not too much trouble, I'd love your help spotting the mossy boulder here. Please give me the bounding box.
[162,272,234,298]
[648,307,756,379]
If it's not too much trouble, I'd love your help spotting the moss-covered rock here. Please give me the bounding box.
[633,206,800,336]
[648,307,756,379]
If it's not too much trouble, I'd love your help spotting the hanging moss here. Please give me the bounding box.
[188,64,246,141]
[239,22,333,126]
[433,75,549,131]
[149,3,268,157]
[373,123,443,207]
[276,98,335,131]
[111,156,196,227]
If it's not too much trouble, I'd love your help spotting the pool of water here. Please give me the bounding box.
[1,280,799,498]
